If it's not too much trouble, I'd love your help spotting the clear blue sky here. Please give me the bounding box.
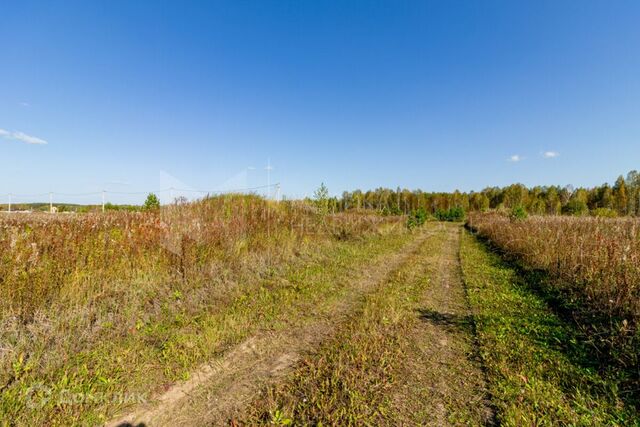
[1,1,639,203]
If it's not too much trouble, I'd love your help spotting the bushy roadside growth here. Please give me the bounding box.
[0,195,405,425]
[466,212,640,394]
[460,232,638,425]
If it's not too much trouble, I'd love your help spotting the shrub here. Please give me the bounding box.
[591,207,618,218]
[407,207,427,229]
[435,206,465,222]
[509,205,528,221]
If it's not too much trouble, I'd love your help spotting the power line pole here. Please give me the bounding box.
[102,190,106,213]
[8,193,11,213]
[49,192,53,213]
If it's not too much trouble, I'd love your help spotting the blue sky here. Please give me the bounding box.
[1,1,639,203]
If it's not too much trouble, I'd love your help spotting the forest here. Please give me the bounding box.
[333,170,640,217]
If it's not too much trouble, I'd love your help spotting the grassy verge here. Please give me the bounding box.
[240,225,446,425]
[1,229,412,426]
[460,231,638,426]
[467,213,640,395]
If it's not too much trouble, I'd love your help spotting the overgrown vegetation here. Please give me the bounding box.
[4,178,640,424]
[467,212,640,406]
[460,231,638,425]
[0,195,405,425]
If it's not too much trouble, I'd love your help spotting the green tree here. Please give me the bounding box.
[545,187,561,215]
[313,183,329,216]
[598,185,614,209]
[143,193,161,211]
[562,198,588,216]
[470,192,490,212]
[626,170,640,188]
[503,184,528,209]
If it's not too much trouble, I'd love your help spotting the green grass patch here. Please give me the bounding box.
[460,231,638,426]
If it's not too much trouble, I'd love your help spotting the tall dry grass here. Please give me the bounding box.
[467,212,640,379]
[0,195,404,404]
[0,195,396,320]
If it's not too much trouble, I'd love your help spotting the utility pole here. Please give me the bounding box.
[8,193,11,213]
[275,183,281,202]
[102,190,106,213]
[49,192,53,213]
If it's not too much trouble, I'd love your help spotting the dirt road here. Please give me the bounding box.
[109,224,493,426]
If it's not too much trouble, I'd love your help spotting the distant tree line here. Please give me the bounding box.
[330,170,640,217]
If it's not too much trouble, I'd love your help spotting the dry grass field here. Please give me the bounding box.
[1,202,639,425]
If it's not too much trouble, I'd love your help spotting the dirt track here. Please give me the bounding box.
[108,230,433,426]
[387,224,493,425]
[109,224,493,426]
